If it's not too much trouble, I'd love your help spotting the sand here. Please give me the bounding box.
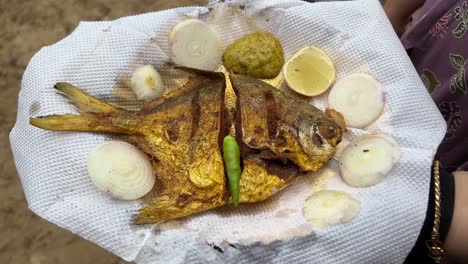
[0,1,206,263]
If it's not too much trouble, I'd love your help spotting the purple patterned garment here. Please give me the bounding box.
[401,0,468,172]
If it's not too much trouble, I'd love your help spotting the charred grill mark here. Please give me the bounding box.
[218,83,232,200]
[259,149,279,160]
[218,83,230,149]
[265,90,278,141]
[177,193,192,205]
[176,190,223,206]
[249,138,259,147]
[166,125,179,142]
[190,92,201,139]
[261,158,302,182]
[254,126,264,135]
[232,83,248,157]
[276,134,287,147]
[150,155,160,164]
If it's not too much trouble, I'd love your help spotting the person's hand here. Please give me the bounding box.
[383,0,426,35]
[444,170,468,262]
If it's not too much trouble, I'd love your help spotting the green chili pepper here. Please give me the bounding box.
[223,135,241,206]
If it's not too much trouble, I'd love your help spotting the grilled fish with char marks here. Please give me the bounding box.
[29,67,343,224]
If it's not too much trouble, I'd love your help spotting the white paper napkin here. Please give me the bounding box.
[11,0,446,263]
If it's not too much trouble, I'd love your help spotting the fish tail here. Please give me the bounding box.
[30,83,139,134]
[30,113,129,133]
[54,82,120,114]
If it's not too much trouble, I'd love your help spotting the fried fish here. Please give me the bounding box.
[29,67,343,224]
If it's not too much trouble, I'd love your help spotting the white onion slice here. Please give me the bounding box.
[303,190,360,228]
[328,73,385,128]
[339,134,400,188]
[170,19,223,70]
[87,141,155,200]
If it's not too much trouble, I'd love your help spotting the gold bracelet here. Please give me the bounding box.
[425,160,444,263]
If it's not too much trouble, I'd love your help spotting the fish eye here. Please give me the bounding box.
[319,124,337,139]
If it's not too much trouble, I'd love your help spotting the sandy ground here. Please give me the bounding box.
[0,1,205,263]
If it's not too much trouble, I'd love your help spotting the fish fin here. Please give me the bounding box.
[238,159,287,203]
[141,67,225,113]
[141,76,206,113]
[136,194,225,224]
[173,66,225,79]
[54,82,122,114]
[30,113,128,133]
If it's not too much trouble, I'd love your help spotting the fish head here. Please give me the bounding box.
[296,108,345,157]
[274,112,343,172]
[230,73,345,173]
[306,118,342,149]
[312,116,343,147]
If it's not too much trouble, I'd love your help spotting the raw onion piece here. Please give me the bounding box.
[303,190,360,228]
[328,73,385,128]
[130,65,165,102]
[339,134,400,188]
[87,141,155,200]
[170,19,223,70]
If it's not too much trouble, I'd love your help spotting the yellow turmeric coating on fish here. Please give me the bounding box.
[29,67,342,224]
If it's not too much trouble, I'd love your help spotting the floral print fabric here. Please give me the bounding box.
[402,0,468,171]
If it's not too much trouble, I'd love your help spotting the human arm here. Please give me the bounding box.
[383,0,426,35]
[444,170,468,263]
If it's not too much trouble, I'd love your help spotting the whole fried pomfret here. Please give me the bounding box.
[30,67,343,224]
